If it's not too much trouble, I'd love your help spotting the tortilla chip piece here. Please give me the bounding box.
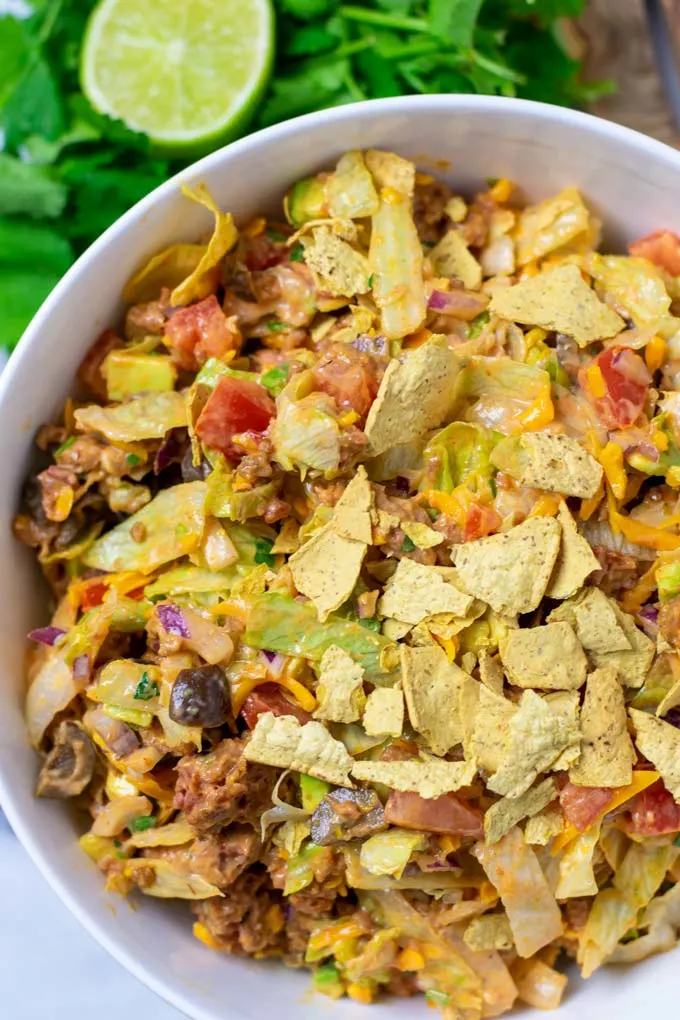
[453,517,561,616]
[365,149,416,193]
[524,804,564,846]
[271,518,300,555]
[426,603,486,640]
[570,668,635,788]
[430,230,482,290]
[382,619,412,641]
[516,433,603,499]
[484,778,557,846]
[464,913,514,952]
[289,523,366,622]
[546,691,582,772]
[333,465,373,543]
[351,757,477,799]
[362,686,404,737]
[313,645,366,724]
[629,709,680,801]
[461,677,517,772]
[378,558,475,626]
[546,502,600,599]
[478,650,504,696]
[303,226,371,297]
[401,645,467,755]
[489,264,625,347]
[244,711,354,787]
[514,187,591,267]
[589,606,654,689]
[400,520,444,549]
[364,337,462,457]
[489,690,580,799]
[499,622,587,691]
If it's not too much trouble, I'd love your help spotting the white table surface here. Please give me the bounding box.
[0,812,184,1019]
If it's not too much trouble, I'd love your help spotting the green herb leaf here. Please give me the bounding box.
[0,154,67,219]
[289,243,305,262]
[254,537,276,567]
[129,815,157,833]
[429,0,483,47]
[401,535,416,553]
[126,453,143,467]
[267,320,290,332]
[133,671,160,701]
[260,363,290,396]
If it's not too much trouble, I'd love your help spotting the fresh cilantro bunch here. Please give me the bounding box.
[0,0,610,351]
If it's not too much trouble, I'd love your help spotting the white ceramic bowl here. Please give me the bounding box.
[2,95,680,1020]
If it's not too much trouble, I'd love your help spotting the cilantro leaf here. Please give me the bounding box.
[429,0,483,47]
[129,815,157,832]
[0,154,67,218]
[254,537,276,567]
[133,671,160,701]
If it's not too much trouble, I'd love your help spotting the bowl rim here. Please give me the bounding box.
[4,92,680,1019]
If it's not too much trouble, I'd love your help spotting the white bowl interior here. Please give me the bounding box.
[2,95,680,1019]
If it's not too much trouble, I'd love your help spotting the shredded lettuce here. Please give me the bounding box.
[300,774,330,812]
[422,421,498,494]
[657,560,680,603]
[84,482,207,573]
[587,253,671,326]
[271,373,341,476]
[613,841,677,910]
[284,843,331,895]
[74,390,187,442]
[463,357,553,435]
[195,357,259,389]
[170,184,238,307]
[578,889,639,978]
[359,829,425,879]
[206,453,280,522]
[244,592,393,674]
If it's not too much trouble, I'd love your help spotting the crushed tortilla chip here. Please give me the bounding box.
[401,645,468,755]
[289,523,366,621]
[333,466,373,543]
[657,679,680,719]
[400,520,444,549]
[589,605,654,689]
[484,778,557,845]
[453,516,561,615]
[546,502,600,599]
[499,622,587,691]
[478,649,504,696]
[365,149,416,193]
[313,645,366,724]
[543,691,582,772]
[303,225,371,297]
[488,690,580,799]
[364,337,462,457]
[524,804,564,846]
[549,588,630,654]
[378,558,475,626]
[430,230,482,289]
[244,711,354,786]
[570,668,635,788]
[460,677,517,773]
[382,619,412,641]
[351,757,477,799]
[489,264,624,347]
[629,709,680,801]
[171,184,238,307]
[464,913,514,951]
[362,686,404,737]
[516,433,603,499]
[271,518,300,555]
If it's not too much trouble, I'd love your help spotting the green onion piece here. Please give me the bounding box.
[254,537,276,567]
[129,816,157,833]
[54,435,76,457]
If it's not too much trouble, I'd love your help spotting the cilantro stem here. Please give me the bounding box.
[469,50,527,85]
[342,69,367,103]
[382,40,442,62]
[327,38,377,62]
[338,6,431,35]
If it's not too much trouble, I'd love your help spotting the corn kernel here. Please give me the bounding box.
[586,363,607,399]
[193,922,220,949]
[524,327,548,350]
[337,410,359,428]
[396,947,426,972]
[266,904,285,934]
[489,177,513,203]
[347,983,373,1005]
[645,335,666,374]
[652,429,669,452]
[54,486,74,522]
[668,466,680,489]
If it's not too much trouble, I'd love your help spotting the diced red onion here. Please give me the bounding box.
[611,348,652,385]
[262,650,277,663]
[154,429,185,475]
[629,442,659,463]
[72,654,90,680]
[665,708,680,730]
[638,605,659,623]
[157,602,190,638]
[428,288,489,320]
[428,289,452,311]
[28,626,66,647]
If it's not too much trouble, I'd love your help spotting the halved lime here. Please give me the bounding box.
[81,0,274,155]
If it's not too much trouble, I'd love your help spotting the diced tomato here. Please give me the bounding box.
[196,375,275,461]
[384,790,483,838]
[463,501,501,542]
[164,295,241,371]
[560,782,612,832]
[80,581,108,610]
[629,230,680,276]
[583,347,650,429]
[628,780,680,836]
[312,343,380,419]
[240,683,311,728]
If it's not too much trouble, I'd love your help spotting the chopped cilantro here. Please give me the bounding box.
[267,320,289,332]
[133,671,159,701]
[254,537,276,567]
[129,816,157,833]
[289,244,305,262]
[126,453,143,467]
[266,228,287,242]
[367,273,374,287]
[486,177,499,187]
[467,310,490,339]
[260,363,290,396]
[427,507,441,521]
[401,536,416,553]
[54,435,75,457]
